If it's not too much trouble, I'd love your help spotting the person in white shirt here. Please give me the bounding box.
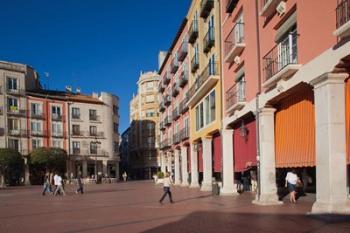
[285,170,300,203]
[54,175,66,196]
[159,172,174,204]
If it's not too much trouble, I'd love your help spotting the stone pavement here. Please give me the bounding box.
[0,181,349,233]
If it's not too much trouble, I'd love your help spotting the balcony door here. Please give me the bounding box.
[278,26,297,70]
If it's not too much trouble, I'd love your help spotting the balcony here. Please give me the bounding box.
[163,72,171,85]
[226,0,238,13]
[6,88,25,96]
[180,127,189,141]
[203,27,215,53]
[179,69,188,87]
[170,57,179,74]
[7,129,28,137]
[71,130,83,137]
[188,62,219,107]
[334,0,350,38]
[73,149,80,155]
[188,20,199,44]
[226,81,246,113]
[30,112,45,120]
[173,107,180,121]
[191,55,199,73]
[160,122,166,131]
[262,31,301,89]
[7,107,26,117]
[200,0,214,19]
[158,83,165,93]
[173,132,180,145]
[164,115,172,126]
[89,115,100,122]
[179,94,189,114]
[31,130,48,137]
[224,23,245,63]
[172,83,179,97]
[52,114,64,121]
[89,131,104,138]
[159,101,166,112]
[160,139,170,149]
[178,41,188,61]
[52,131,65,138]
[164,95,171,106]
[260,0,282,17]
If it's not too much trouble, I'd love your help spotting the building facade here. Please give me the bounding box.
[0,60,120,183]
[158,0,350,214]
[129,71,160,179]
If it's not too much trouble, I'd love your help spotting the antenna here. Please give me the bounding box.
[44,72,50,89]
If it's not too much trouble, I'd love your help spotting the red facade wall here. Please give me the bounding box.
[212,134,222,172]
[233,118,257,172]
[198,144,203,172]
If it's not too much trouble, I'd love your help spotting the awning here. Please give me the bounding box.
[275,85,316,168]
[233,116,257,172]
[212,133,222,172]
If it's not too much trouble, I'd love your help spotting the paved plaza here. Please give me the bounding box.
[0,181,349,233]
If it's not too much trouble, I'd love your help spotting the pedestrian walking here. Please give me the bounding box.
[54,174,66,196]
[122,172,127,182]
[76,175,84,194]
[285,169,300,204]
[159,172,174,204]
[42,175,52,196]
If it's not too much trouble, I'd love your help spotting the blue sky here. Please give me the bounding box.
[0,0,190,133]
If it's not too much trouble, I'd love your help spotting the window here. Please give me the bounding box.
[8,118,19,131]
[31,103,42,116]
[73,141,80,154]
[72,107,80,119]
[72,125,80,135]
[146,82,154,90]
[113,123,118,134]
[90,126,97,136]
[90,142,98,154]
[31,121,42,133]
[52,106,62,120]
[52,122,62,136]
[278,25,297,70]
[8,97,18,111]
[113,141,119,153]
[195,90,215,131]
[237,73,246,102]
[209,54,216,75]
[52,139,61,148]
[89,109,97,121]
[7,77,18,90]
[146,109,155,117]
[113,105,118,115]
[145,95,155,103]
[32,139,41,149]
[8,139,19,150]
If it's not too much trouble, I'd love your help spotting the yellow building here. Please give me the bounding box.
[186,0,222,191]
[129,71,161,179]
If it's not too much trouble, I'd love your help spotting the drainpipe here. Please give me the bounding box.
[255,0,262,201]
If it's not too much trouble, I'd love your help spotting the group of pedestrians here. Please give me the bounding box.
[42,173,84,196]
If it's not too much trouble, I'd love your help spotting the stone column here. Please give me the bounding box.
[221,129,238,195]
[181,146,189,186]
[174,149,181,185]
[82,160,88,178]
[102,160,108,177]
[190,143,199,188]
[167,152,172,174]
[161,152,166,173]
[311,73,350,214]
[201,137,213,191]
[253,107,281,205]
[24,157,30,185]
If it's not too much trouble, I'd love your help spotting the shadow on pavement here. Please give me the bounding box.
[139,211,350,233]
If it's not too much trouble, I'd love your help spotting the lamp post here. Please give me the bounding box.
[93,136,101,182]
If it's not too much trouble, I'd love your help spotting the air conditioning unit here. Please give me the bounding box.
[276,1,286,15]
[234,56,241,65]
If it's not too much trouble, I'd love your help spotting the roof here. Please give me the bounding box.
[26,89,104,105]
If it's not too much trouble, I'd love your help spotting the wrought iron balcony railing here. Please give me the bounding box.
[203,27,215,53]
[179,69,188,87]
[226,0,238,13]
[191,55,199,73]
[178,41,188,61]
[224,22,244,57]
[226,81,246,111]
[200,0,214,19]
[180,126,190,141]
[336,0,350,29]
[188,20,199,44]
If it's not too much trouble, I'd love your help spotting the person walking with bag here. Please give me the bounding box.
[285,169,301,204]
[159,172,174,204]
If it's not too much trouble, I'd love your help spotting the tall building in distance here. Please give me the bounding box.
[128,71,160,179]
[0,60,120,183]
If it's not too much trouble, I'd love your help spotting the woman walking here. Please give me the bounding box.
[159,172,174,204]
[285,170,300,203]
[76,175,84,194]
[42,175,52,196]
